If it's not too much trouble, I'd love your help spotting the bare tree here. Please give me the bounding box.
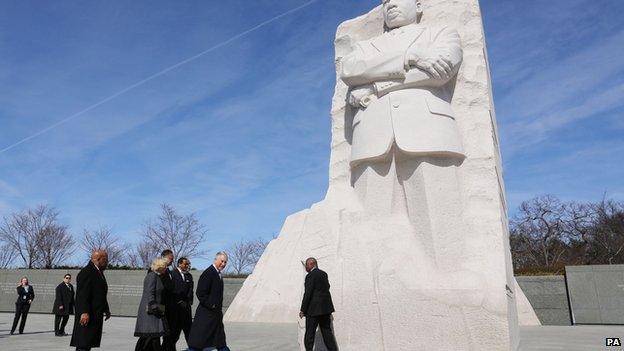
[0,243,16,268]
[510,195,624,272]
[509,195,569,269]
[82,226,127,266]
[228,238,269,275]
[586,200,624,264]
[251,238,269,264]
[140,204,207,259]
[37,224,75,269]
[0,205,73,268]
[127,241,160,269]
[563,202,596,265]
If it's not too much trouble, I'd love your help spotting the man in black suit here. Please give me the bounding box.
[300,257,338,351]
[70,250,111,351]
[188,252,230,351]
[167,257,194,349]
[53,273,75,336]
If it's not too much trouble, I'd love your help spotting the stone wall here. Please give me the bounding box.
[566,265,624,325]
[515,276,571,326]
[0,269,574,326]
[0,269,243,317]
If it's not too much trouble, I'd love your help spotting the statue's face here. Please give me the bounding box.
[382,0,420,29]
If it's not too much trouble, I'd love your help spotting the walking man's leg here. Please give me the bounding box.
[318,314,338,351]
[60,315,70,334]
[54,315,61,335]
[182,309,192,342]
[304,316,320,351]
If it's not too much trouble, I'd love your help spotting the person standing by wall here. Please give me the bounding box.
[53,273,75,336]
[11,276,35,335]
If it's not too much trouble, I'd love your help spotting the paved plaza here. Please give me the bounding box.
[1,313,623,350]
[0,313,298,350]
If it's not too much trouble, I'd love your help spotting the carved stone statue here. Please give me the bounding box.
[342,0,464,165]
[225,1,540,350]
[342,0,466,273]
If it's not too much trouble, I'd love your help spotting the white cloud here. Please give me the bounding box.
[499,29,624,155]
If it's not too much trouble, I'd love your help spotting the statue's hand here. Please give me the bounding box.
[406,48,454,80]
[348,85,375,108]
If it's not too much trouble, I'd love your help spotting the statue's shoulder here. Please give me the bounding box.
[428,24,460,36]
[352,36,377,47]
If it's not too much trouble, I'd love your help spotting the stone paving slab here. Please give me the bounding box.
[0,313,298,350]
[519,325,624,351]
[2,313,624,350]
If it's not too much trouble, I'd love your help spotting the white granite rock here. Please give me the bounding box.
[225,1,539,349]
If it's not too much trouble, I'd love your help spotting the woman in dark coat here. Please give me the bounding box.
[134,257,169,351]
[11,276,35,335]
[53,273,75,336]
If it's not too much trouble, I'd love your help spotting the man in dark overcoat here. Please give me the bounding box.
[70,250,111,351]
[300,257,338,351]
[53,273,75,336]
[187,252,230,351]
[159,249,178,351]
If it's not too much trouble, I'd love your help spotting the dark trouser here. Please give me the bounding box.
[162,305,192,350]
[55,314,70,335]
[181,309,192,343]
[162,312,176,351]
[304,314,338,351]
[136,336,163,351]
[11,303,30,333]
[76,349,91,351]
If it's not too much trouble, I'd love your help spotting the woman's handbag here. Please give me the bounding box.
[146,303,165,316]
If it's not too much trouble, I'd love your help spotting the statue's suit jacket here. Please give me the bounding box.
[341,24,464,166]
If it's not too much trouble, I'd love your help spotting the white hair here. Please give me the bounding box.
[215,251,228,259]
[151,257,169,272]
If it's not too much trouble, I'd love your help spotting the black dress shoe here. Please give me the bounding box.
[10,331,14,335]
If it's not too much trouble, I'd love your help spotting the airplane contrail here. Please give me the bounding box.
[0,0,319,154]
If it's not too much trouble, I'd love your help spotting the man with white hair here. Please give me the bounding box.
[187,252,230,351]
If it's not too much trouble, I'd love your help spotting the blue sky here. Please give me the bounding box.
[1,0,622,268]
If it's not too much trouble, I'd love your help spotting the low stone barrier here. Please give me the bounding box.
[0,269,584,325]
[516,275,571,326]
[0,269,244,317]
[566,265,624,325]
